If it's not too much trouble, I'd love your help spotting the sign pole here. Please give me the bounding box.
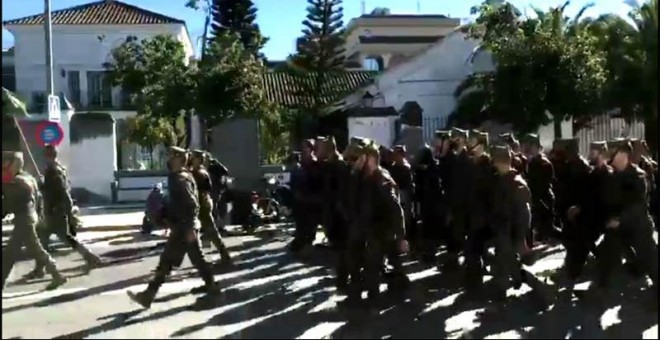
[44,0,54,97]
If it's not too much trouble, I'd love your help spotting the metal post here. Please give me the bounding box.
[44,0,54,96]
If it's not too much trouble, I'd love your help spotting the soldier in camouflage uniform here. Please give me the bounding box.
[591,141,658,305]
[489,146,554,308]
[521,134,560,244]
[127,147,221,309]
[463,130,497,290]
[352,141,409,306]
[379,145,394,171]
[289,139,322,254]
[557,141,614,295]
[34,145,103,277]
[190,150,232,267]
[413,144,444,263]
[499,133,527,175]
[389,145,416,251]
[2,151,66,290]
[443,127,471,270]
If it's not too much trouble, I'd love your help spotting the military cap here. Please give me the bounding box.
[451,127,468,139]
[521,133,541,147]
[349,136,361,144]
[191,149,206,158]
[2,151,23,163]
[434,130,451,139]
[363,140,380,157]
[168,146,187,157]
[590,141,608,153]
[609,138,633,155]
[392,145,407,154]
[490,145,511,163]
[469,130,489,147]
[553,138,579,154]
[498,132,518,145]
[302,139,315,149]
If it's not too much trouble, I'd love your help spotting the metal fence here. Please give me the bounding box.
[422,116,450,143]
[575,115,645,156]
[421,114,645,156]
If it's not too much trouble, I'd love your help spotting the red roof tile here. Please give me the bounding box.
[3,0,185,26]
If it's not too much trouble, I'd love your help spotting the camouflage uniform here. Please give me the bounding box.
[191,150,231,264]
[359,142,407,303]
[389,145,415,249]
[38,147,102,272]
[127,147,220,309]
[489,146,553,306]
[2,152,66,290]
[463,130,497,289]
[522,133,560,243]
[595,141,658,297]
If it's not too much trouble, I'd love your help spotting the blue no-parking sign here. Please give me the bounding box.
[35,121,64,147]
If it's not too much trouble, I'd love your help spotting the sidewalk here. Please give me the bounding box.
[2,209,145,234]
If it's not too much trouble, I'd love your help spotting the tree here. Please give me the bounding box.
[105,34,195,146]
[186,0,267,59]
[287,0,346,139]
[454,2,607,137]
[584,0,658,154]
[195,32,270,130]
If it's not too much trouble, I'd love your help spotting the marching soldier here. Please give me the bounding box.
[414,145,445,263]
[34,145,103,277]
[521,134,560,244]
[2,151,66,290]
[499,133,527,175]
[444,127,471,270]
[390,145,416,251]
[463,130,497,290]
[207,156,230,236]
[356,141,408,306]
[592,141,658,304]
[489,146,554,308]
[558,141,613,295]
[379,145,394,171]
[551,139,590,236]
[127,146,221,309]
[289,139,322,254]
[190,150,232,267]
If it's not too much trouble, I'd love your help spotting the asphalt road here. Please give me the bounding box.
[2,211,658,339]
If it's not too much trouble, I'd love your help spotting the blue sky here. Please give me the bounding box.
[2,0,632,60]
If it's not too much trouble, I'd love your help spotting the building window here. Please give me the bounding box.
[31,91,47,112]
[86,71,112,108]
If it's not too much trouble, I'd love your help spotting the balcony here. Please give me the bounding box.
[28,90,136,113]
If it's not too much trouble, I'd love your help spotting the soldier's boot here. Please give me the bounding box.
[24,267,46,280]
[523,270,556,310]
[45,273,67,291]
[213,241,233,267]
[190,280,222,295]
[127,289,157,309]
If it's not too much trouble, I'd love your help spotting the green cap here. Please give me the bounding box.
[469,129,489,147]
[451,127,468,139]
[434,130,451,139]
[521,133,541,147]
[490,145,511,163]
[498,132,518,146]
[590,141,607,153]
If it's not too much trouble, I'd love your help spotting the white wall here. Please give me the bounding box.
[348,116,398,148]
[5,24,193,108]
[343,31,492,122]
[68,117,117,200]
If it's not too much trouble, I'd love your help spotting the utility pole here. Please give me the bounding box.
[44,0,54,96]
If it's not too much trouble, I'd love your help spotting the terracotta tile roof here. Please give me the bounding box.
[3,0,185,26]
[262,71,377,108]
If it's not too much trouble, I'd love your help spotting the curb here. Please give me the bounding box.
[78,224,142,233]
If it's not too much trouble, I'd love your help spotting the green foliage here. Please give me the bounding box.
[186,0,267,59]
[124,115,177,149]
[106,34,196,124]
[196,33,269,127]
[259,106,291,165]
[455,1,608,135]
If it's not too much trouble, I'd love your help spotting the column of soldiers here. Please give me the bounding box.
[2,145,104,291]
[287,128,658,309]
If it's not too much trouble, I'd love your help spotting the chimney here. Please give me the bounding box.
[361,0,366,15]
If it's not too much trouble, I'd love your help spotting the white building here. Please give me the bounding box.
[338,29,572,149]
[3,0,194,203]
